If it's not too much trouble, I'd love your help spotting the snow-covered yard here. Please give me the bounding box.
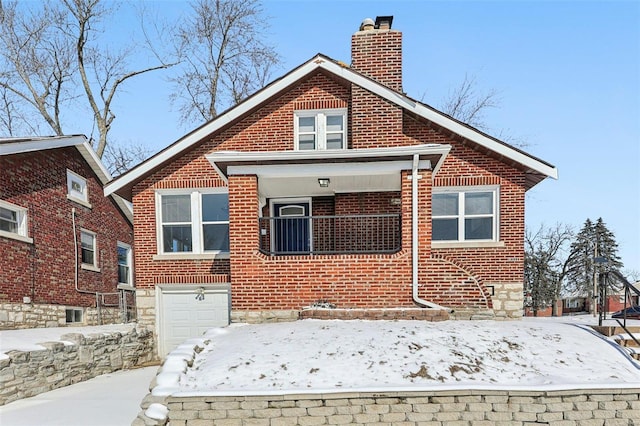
[156,317,640,398]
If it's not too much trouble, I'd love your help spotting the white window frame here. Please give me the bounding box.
[0,199,32,243]
[67,169,91,207]
[432,186,500,245]
[80,228,100,271]
[155,188,230,259]
[117,241,133,288]
[294,109,347,151]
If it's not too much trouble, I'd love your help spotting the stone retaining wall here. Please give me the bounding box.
[0,326,155,405]
[153,388,640,426]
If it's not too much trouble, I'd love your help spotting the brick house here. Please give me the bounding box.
[0,135,135,329]
[105,17,557,355]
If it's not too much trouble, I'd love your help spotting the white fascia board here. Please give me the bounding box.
[76,141,113,184]
[227,160,432,178]
[0,135,88,156]
[207,143,449,164]
[318,60,558,180]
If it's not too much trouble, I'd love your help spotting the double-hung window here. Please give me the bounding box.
[0,200,31,242]
[117,242,133,286]
[80,229,99,270]
[294,109,347,150]
[157,189,229,255]
[432,187,499,242]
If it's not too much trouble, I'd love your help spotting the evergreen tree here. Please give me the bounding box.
[565,218,623,302]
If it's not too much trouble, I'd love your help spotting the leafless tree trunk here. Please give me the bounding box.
[0,0,174,158]
[525,224,574,316]
[170,0,279,125]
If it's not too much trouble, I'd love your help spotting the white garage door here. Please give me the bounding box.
[157,284,230,356]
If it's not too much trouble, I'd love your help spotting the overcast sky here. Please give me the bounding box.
[62,0,640,273]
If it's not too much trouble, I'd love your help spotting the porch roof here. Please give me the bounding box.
[207,144,450,198]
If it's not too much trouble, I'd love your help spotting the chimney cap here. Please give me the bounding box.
[360,17,375,31]
[374,15,393,29]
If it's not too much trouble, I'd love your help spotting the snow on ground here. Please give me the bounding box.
[167,318,640,396]
[0,366,158,426]
[0,323,136,360]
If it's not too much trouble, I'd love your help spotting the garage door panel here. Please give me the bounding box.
[159,286,230,356]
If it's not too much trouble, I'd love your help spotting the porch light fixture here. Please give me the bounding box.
[318,178,330,188]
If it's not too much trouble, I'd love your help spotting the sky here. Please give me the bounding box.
[46,0,640,272]
[1,318,639,424]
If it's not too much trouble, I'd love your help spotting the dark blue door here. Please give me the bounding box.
[273,202,310,253]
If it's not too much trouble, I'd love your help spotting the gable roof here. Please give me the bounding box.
[0,135,133,223]
[104,54,558,200]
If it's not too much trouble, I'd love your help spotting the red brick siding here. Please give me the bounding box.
[351,30,403,92]
[0,148,133,307]
[132,70,526,313]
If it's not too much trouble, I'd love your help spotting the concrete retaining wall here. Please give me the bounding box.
[148,388,640,426]
[0,326,155,405]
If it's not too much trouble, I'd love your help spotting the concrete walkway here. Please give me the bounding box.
[0,366,158,426]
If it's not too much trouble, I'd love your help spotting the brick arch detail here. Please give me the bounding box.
[422,254,493,309]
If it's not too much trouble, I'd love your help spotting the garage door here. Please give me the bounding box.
[157,284,230,356]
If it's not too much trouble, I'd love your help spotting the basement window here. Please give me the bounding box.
[294,109,347,150]
[65,308,83,323]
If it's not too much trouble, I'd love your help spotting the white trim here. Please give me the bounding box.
[104,55,556,198]
[155,188,230,256]
[294,109,348,151]
[227,160,432,179]
[209,144,449,163]
[66,169,90,205]
[0,199,31,241]
[117,241,133,286]
[432,186,500,243]
[80,228,99,270]
[0,135,88,156]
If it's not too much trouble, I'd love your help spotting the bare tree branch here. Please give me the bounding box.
[170,0,280,125]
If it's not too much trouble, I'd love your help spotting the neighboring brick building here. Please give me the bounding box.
[106,17,558,356]
[0,135,135,329]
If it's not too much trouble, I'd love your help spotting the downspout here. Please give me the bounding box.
[411,154,448,310]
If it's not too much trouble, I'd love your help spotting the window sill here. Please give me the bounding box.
[153,252,231,261]
[0,230,33,244]
[117,284,135,291]
[67,194,92,209]
[432,241,505,249]
[81,264,101,272]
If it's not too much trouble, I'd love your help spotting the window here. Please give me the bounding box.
[157,189,229,255]
[65,308,83,323]
[294,109,347,150]
[432,187,498,242]
[117,242,133,286]
[80,229,98,269]
[0,200,30,241]
[67,170,89,204]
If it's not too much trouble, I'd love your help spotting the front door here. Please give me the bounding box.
[272,201,310,253]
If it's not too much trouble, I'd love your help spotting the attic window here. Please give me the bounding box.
[294,109,347,151]
[67,169,90,206]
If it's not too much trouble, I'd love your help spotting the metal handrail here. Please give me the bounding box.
[258,213,401,255]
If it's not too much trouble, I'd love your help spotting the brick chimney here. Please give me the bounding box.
[351,16,402,92]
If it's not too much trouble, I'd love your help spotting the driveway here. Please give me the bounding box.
[0,366,158,426]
